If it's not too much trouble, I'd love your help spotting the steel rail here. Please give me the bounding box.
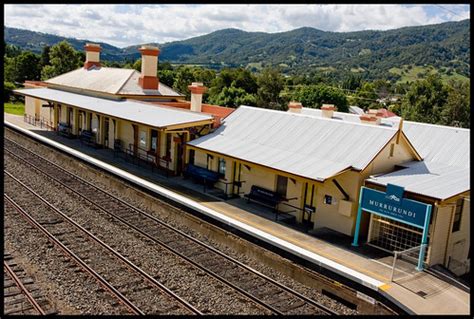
[5,135,338,315]
[4,260,47,315]
[4,172,201,315]
[4,194,144,315]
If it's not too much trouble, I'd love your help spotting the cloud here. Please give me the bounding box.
[4,4,470,48]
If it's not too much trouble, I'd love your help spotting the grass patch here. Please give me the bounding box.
[390,64,469,84]
[4,102,25,115]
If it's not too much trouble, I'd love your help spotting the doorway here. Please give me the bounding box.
[103,117,110,148]
[276,175,288,199]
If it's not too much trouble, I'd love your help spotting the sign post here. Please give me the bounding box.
[353,184,432,271]
[416,204,432,271]
[351,190,364,247]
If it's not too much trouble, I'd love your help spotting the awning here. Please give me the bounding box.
[15,88,213,129]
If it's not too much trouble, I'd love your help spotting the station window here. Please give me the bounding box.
[452,199,464,233]
[218,158,226,177]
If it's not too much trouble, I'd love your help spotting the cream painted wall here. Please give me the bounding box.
[91,114,99,134]
[313,170,362,236]
[38,99,53,122]
[425,204,451,266]
[363,134,416,176]
[60,105,68,123]
[142,55,158,77]
[119,121,135,152]
[446,196,470,275]
[108,118,115,149]
[279,178,304,221]
[194,151,208,168]
[25,96,35,118]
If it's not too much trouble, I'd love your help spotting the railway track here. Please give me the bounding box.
[4,136,339,315]
[4,174,200,316]
[4,253,50,315]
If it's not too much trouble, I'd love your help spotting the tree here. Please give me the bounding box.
[132,59,141,72]
[350,82,380,110]
[4,81,16,102]
[158,69,175,87]
[40,45,51,67]
[5,43,21,58]
[173,66,196,99]
[400,75,448,124]
[209,86,256,108]
[290,84,348,112]
[439,79,470,128]
[41,40,80,80]
[13,51,41,83]
[255,67,285,109]
[342,73,362,91]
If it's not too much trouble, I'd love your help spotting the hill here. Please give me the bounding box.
[4,20,470,80]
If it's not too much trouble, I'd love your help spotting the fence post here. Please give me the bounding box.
[390,251,398,282]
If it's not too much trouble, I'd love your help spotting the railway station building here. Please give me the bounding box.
[14,43,470,276]
[16,43,234,175]
[187,104,470,275]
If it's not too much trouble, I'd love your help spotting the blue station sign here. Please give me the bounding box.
[360,184,429,228]
[352,183,433,271]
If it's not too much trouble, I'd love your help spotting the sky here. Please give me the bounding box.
[4,4,470,48]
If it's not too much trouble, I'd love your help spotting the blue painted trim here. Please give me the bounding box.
[351,187,364,246]
[417,204,432,271]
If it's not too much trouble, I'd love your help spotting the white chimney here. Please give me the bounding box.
[138,46,160,90]
[288,101,303,113]
[84,43,101,69]
[188,82,207,112]
[321,104,336,118]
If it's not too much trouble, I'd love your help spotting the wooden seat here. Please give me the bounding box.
[184,164,220,187]
[244,185,282,210]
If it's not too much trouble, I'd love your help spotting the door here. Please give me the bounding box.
[132,124,138,155]
[302,183,315,229]
[176,136,184,175]
[276,175,288,199]
[103,117,110,148]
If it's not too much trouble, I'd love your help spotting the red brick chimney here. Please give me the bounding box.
[84,43,101,69]
[138,46,160,90]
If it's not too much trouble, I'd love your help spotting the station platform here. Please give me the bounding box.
[4,114,470,315]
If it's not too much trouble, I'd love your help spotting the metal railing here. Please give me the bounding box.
[23,114,55,131]
[116,143,170,177]
[390,245,423,282]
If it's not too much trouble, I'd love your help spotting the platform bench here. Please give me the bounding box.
[184,164,220,188]
[58,123,73,138]
[245,185,282,211]
[79,130,96,147]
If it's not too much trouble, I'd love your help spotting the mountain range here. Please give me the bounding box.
[4,19,470,79]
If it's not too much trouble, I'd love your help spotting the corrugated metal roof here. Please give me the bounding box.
[349,105,365,115]
[117,71,182,96]
[367,161,469,200]
[300,107,469,168]
[14,88,212,129]
[45,66,183,97]
[401,122,470,168]
[188,106,398,181]
[46,67,135,94]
